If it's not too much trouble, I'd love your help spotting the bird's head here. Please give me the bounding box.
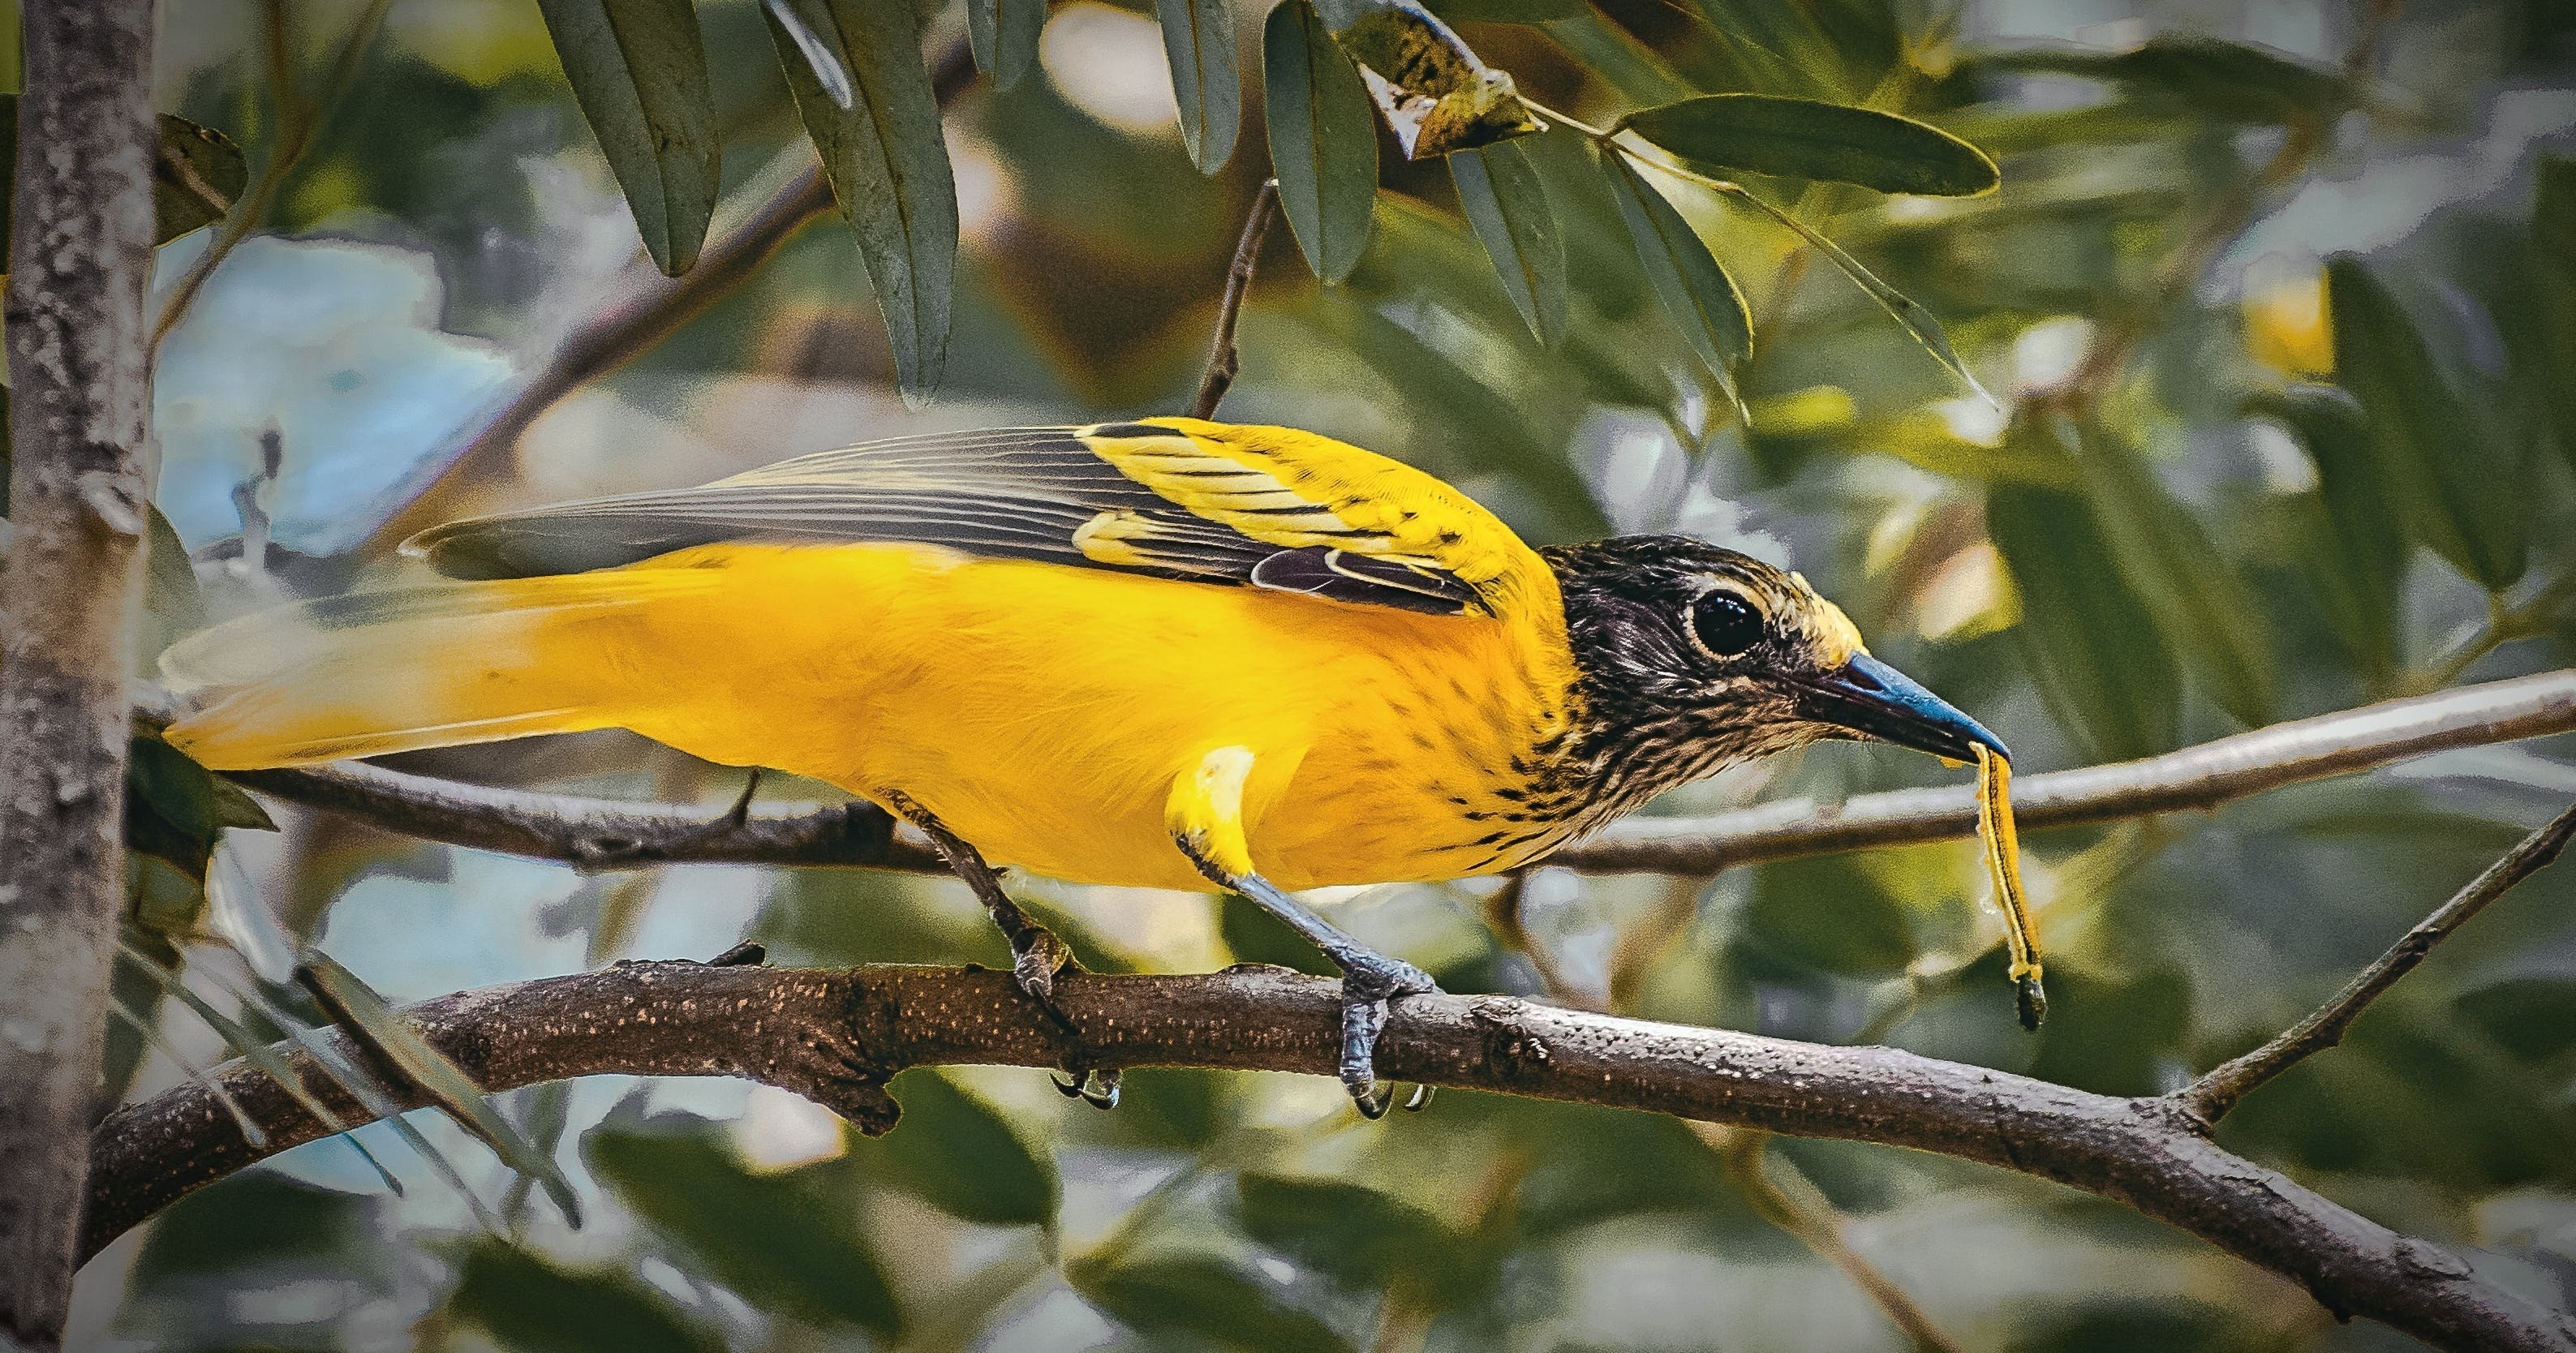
[1541,535,2005,810]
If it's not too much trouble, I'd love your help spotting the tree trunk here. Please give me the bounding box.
[0,2,159,1347]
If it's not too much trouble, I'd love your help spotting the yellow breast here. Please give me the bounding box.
[612,543,1577,891]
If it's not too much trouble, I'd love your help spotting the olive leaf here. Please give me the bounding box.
[1157,0,1241,173]
[2326,255,2527,592]
[1266,1,1380,282]
[1987,470,2181,763]
[1616,93,1998,197]
[1704,174,1999,409]
[1448,138,1564,344]
[533,0,720,276]
[299,950,585,1228]
[1598,145,1751,419]
[966,0,1045,91]
[764,0,957,402]
[1322,0,1541,158]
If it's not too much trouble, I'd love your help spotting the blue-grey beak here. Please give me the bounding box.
[1793,652,2008,762]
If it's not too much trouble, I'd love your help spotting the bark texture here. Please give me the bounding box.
[0,3,160,1348]
[85,964,2576,1353]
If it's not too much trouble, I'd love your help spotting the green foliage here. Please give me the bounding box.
[1157,0,1241,173]
[0,98,247,253]
[1068,1250,1356,1353]
[2069,423,2276,726]
[1447,140,1564,344]
[2251,387,2409,682]
[2326,254,2530,592]
[586,1119,902,1334]
[448,1242,721,1353]
[534,0,720,277]
[299,951,583,1226]
[1618,93,1999,196]
[763,0,957,400]
[1266,0,1381,283]
[1987,472,2181,762]
[2534,155,2576,473]
[1600,145,1751,414]
[849,1067,1059,1226]
[966,0,1045,92]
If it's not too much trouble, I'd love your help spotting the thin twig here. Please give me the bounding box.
[1190,178,1279,421]
[1559,669,2576,875]
[1704,1126,1965,1353]
[151,0,396,354]
[2174,801,2576,1127]
[83,961,2576,1353]
[361,37,978,552]
[2415,569,2576,693]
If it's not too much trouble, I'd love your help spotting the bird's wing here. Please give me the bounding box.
[406,418,1552,618]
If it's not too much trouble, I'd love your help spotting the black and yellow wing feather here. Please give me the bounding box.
[407,417,1553,619]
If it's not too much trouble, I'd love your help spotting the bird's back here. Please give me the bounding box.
[165,421,1582,891]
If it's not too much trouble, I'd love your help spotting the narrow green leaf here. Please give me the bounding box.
[1327,0,1540,158]
[766,0,957,402]
[967,0,1044,91]
[1233,1173,1487,1299]
[2070,422,2276,726]
[449,1243,720,1353]
[298,950,585,1227]
[1598,146,1750,417]
[123,941,352,1139]
[1158,0,1241,173]
[587,1123,901,1336]
[0,97,248,251]
[2249,386,2406,681]
[2326,255,2527,591]
[1987,475,2181,763]
[2458,974,2576,1061]
[535,0,720,276]
[1704,173,1999,408]
[2533,156,2576,475]
[1747,854,1918,976]
[1265,0,1380,282]
[1448,140,1563,343]
[1069,1252,1354,1353]
[1618,94,1998,196]
[1983,35,2350,127]
[854,1067,1056,1226]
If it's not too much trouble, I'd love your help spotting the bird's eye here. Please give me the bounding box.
[1688,589,1765,658]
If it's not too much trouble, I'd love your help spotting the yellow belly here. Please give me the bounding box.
[615,543,1577,891]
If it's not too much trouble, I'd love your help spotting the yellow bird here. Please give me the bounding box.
[162,418,2005,1113]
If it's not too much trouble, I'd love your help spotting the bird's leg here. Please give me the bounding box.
[883,790,1118,1108]
[1168,748,1439,1117]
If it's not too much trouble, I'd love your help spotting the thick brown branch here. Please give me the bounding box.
[171,672,2576,883]
[0,3,160,1346]
[2175,800,2576,1125]
[84,962,2576,1353]
[1559,669,2576,874]
[1190,178,1279,420]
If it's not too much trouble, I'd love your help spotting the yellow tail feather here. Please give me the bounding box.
[161,569,726,769]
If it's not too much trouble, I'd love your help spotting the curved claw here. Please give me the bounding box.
[1335,952,1439,1118]
[1051,1066,1123,1109]
[1402,1082,1434,1113]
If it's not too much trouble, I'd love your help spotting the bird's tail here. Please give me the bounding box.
[161,569,729,769]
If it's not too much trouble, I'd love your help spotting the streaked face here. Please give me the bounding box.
[1546,536,2006,804]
